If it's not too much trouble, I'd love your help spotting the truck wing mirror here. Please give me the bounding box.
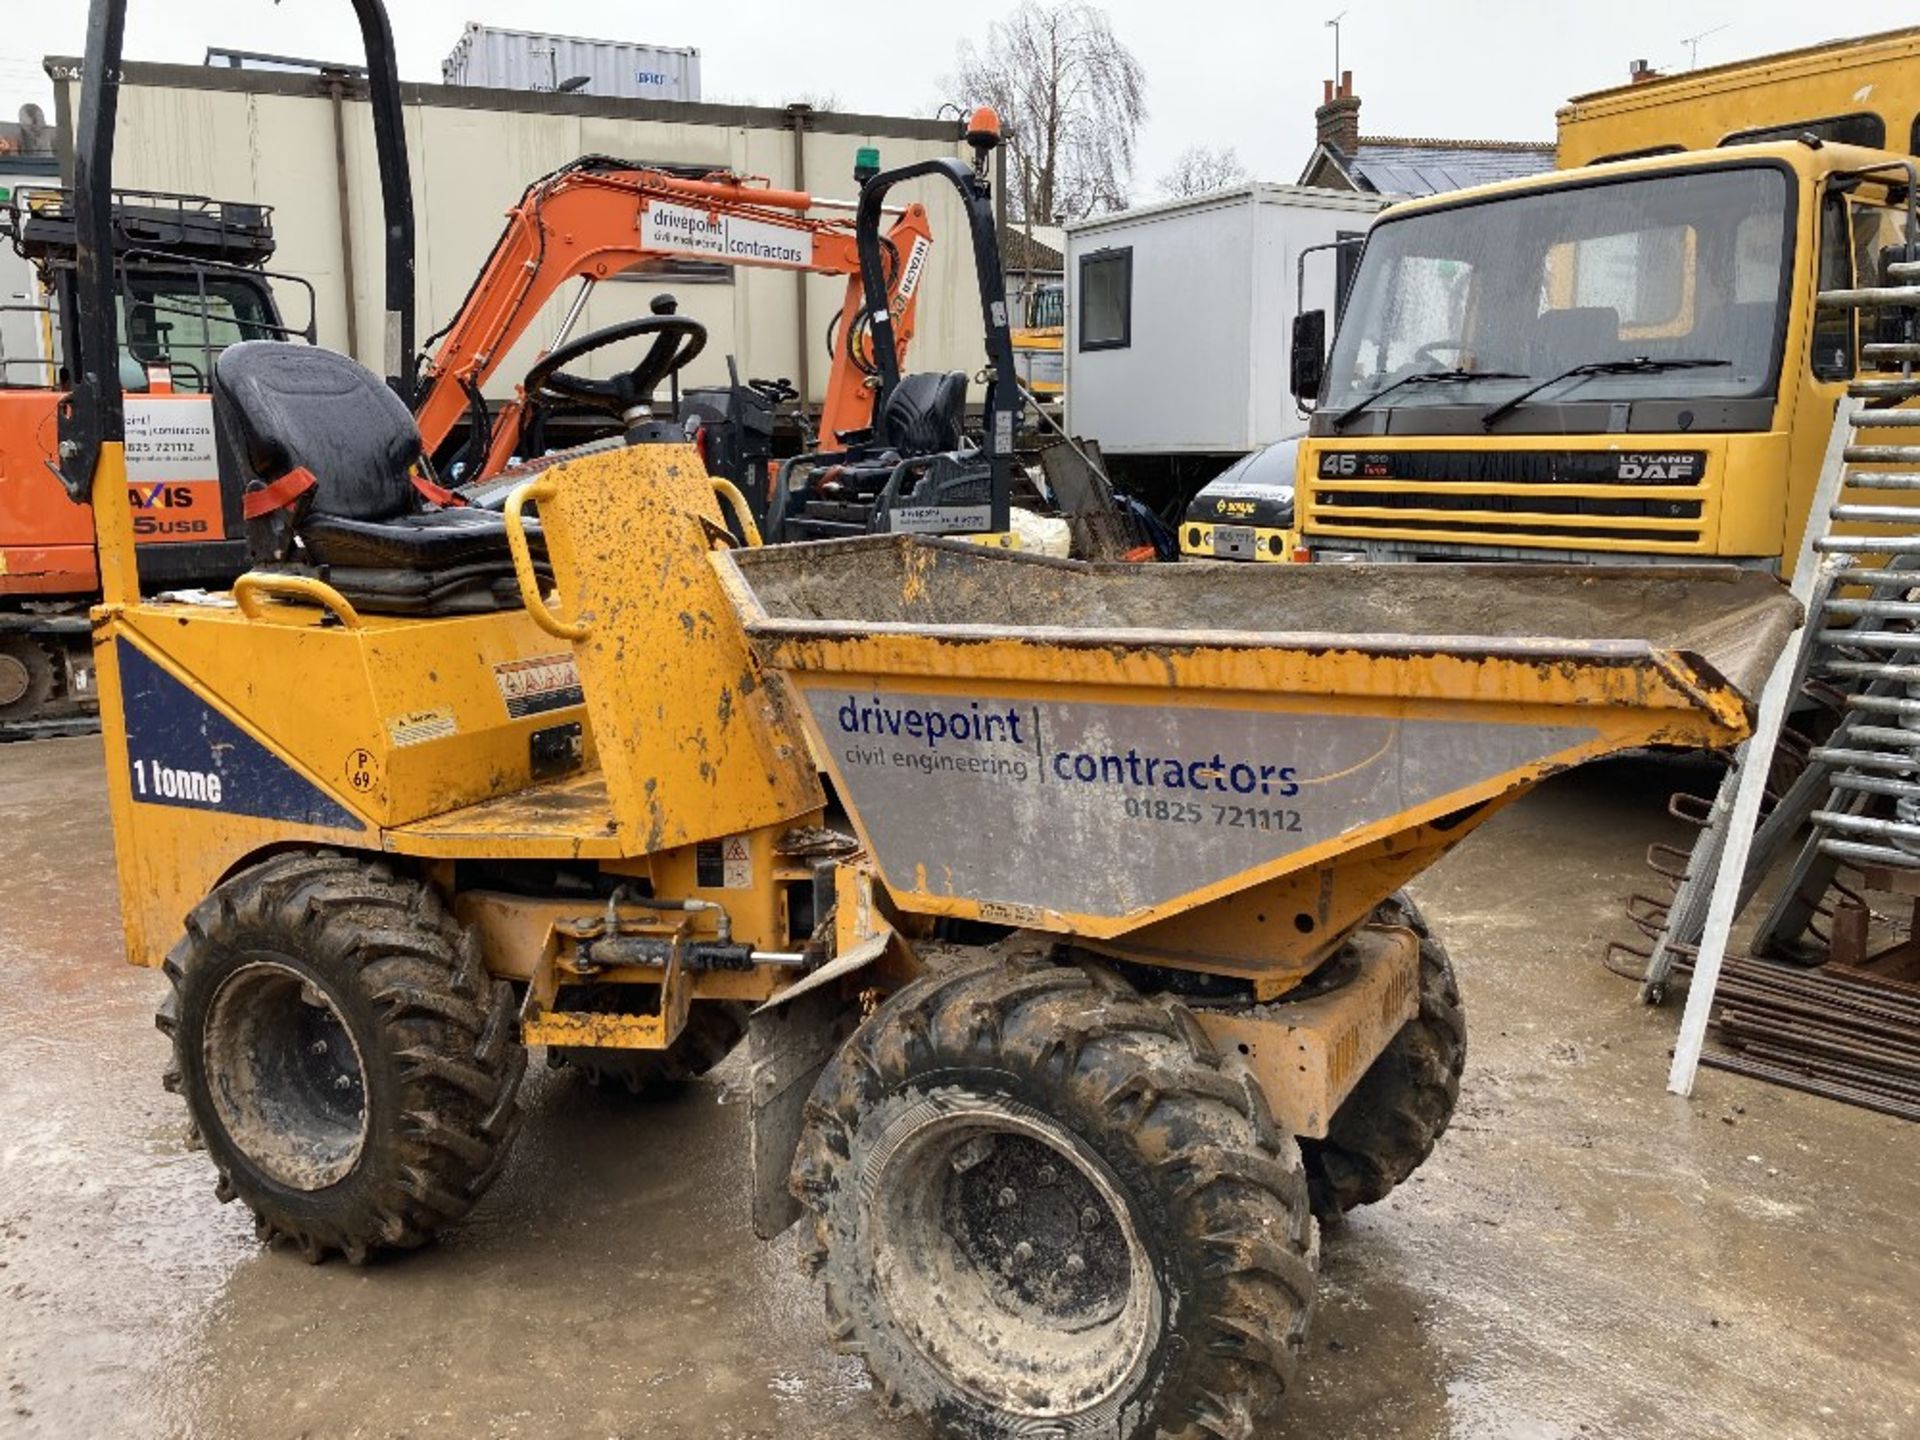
[1291,309,1328,402]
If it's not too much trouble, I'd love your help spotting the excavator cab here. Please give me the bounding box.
[764,132,1019,543]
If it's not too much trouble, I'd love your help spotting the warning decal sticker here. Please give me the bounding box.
[493,653,584,719]
[694,835,754,890]
[387,708,458,747]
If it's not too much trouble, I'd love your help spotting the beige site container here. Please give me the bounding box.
[47,58,990,405]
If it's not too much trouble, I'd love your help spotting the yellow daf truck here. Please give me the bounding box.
[1290,28,1920,569]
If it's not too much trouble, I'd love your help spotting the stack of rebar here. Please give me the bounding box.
[1675,955,1920,1121]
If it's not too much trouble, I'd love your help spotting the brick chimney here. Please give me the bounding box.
[1315,70,1360,156]
[1629,58,1661,84]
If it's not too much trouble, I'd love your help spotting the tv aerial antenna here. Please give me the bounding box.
[1681,23,1731,69]
[1326,10,1350,80]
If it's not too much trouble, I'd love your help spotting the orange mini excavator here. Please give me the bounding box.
[406,157,935,500]
[402,126,1018,545]
[0,186,312,731]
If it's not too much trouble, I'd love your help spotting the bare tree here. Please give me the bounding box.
[950,2,1147,224]
[1158,145,1249,199]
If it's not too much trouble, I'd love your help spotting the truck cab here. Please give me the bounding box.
[1294,29,1920,573]
[1296,143,1914,569]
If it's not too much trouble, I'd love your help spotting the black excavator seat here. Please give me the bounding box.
[212,342,543,615]
[878,370,967,454]
[771,371,988,541]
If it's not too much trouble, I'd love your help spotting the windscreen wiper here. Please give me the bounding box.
[1479,356,1730,429]
[1330,367,1526,431]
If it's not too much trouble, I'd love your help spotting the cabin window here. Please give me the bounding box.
[118,274,280,394]
[1334,231,1365,325]
[1078,247,1132,350]
[1723,113,1886,150]
[1811,191,1855,381]
[1851,196,1918,371]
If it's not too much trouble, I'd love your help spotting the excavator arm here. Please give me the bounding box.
[411,158,936,477]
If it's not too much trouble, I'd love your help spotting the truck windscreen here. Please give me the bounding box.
[1324,166,1790,426]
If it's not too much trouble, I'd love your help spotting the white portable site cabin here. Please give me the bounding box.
[1063,184,1390,457]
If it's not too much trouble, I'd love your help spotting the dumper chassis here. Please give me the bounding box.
[62,4,1797,1437]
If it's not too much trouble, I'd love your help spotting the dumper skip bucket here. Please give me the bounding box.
[714,538,1799,938]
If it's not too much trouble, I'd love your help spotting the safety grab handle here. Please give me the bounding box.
[232,573,364,629]
[503,478,590,641]
[711,478,764,547]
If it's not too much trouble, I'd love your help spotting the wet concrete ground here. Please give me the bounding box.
[0,735,1914,1439]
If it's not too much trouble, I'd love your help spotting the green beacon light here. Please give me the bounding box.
[854,147,881,186]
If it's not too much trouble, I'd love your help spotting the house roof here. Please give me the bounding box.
[1300,135,1555,198]
[1001,225,1064,273]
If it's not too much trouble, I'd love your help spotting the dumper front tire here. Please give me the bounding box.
[156,851,526,1263]
[794,955,1318,1440]
[1299,892,1465,1217]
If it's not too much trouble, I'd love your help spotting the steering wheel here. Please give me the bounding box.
[522,296,707,419]
[1411,340,1468,368]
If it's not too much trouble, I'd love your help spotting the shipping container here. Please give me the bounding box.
[441,23,700,102]
[45,57,985,415]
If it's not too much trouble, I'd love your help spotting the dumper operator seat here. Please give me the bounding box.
[212,341,545,616]
[767,370,988,542]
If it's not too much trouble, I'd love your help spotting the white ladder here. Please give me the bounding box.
[1649,263,1920,1093]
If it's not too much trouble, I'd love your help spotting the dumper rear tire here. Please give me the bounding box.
[556,998,748,1095]
[156,851,526,1263]
[1299,892,1465,1218]
[794,955,1318,1440]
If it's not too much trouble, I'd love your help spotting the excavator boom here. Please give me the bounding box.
[411,159,935,475]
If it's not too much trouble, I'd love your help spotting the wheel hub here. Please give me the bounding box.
[865,1093,1160,1419]
[947,1133,1131,1326]
[203,960,369,1190]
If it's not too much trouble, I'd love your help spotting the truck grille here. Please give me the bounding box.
[1305,448,1709,549]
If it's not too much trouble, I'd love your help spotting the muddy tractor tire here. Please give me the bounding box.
[0,634,55,724]
[555,998,749,1096]
[156,851,526,1263]
[1299,891,1466,1218]
[794,954,1319,1440]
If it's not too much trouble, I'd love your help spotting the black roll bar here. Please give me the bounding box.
[854,156,1016,535]
[349,0,416,405]
[59,0,415,501]
[55,0,125,501]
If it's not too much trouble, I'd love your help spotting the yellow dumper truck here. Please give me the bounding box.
[67,5,1801,1437]
[1291,27,1920,571]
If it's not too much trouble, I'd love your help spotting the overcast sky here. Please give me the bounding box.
[4,1,1917,201]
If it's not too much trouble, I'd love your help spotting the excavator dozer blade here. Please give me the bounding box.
[715,539,1800,937]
